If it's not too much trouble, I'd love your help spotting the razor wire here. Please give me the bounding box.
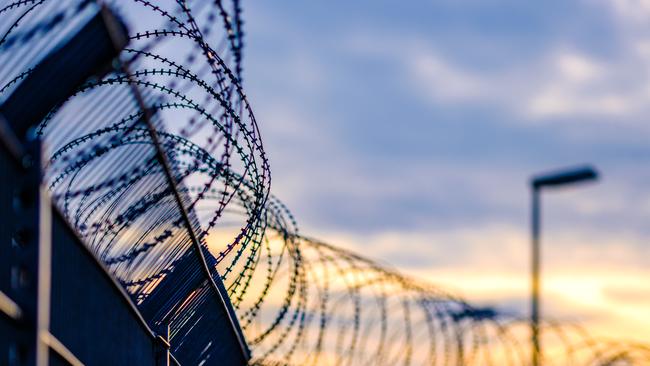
[0,0,648,365]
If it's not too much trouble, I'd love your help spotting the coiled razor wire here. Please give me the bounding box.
[0,1,648,365]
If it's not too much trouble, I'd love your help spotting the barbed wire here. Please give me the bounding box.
[0,1,647,365]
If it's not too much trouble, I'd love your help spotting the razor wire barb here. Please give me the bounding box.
[0,0,648,365]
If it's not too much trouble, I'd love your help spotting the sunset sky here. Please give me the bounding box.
[244,0,650,342]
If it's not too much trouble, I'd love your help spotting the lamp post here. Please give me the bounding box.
[530,165,599,366]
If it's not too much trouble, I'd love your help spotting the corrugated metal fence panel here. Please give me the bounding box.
[50,210,158,365]
[0,145,14,306]
[0,141,23,365]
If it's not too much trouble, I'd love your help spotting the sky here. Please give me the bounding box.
[243,0,650,342]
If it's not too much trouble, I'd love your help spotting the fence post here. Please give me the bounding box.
[156,323,170,366]
[7,139,49,366]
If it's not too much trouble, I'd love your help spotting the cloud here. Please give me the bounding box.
[556,52,603,82]
[318,224,650,341]
[352,31,650,122]
[245,2,650,243]
[524,49,644,119]
[409,50,487,102]
[320,219,650,275]
[605,0,650,24]
[241,0,650,344]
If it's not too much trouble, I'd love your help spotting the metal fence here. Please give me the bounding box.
[0,1,253,364]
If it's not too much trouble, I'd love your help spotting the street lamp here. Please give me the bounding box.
[529,165,599,366]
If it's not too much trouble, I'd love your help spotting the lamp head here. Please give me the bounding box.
[531,165,599,190]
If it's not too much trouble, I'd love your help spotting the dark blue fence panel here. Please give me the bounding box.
[50,211,159,365]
